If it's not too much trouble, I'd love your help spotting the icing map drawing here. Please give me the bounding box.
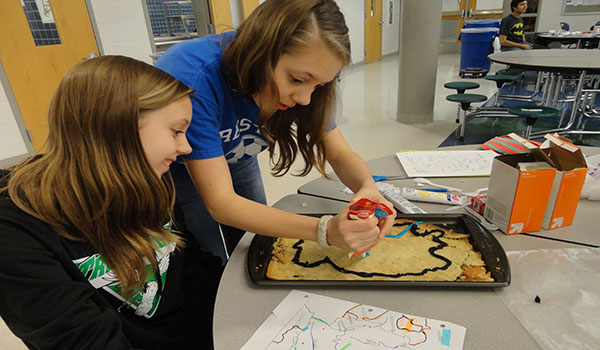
[242,290,466,349]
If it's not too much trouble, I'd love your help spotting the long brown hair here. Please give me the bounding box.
[6,56,193,294]
[222,0,351,176]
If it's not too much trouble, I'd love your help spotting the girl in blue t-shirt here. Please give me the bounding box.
[156,0,395,264]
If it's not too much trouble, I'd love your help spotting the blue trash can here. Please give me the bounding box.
[464,19,500,29]
[459,27,498,71]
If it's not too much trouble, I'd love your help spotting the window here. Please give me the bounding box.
[22,0,61,46]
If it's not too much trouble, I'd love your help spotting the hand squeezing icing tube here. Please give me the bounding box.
[346,198,393,259]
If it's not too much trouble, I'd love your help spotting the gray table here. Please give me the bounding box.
[298,148,600,248]
[298,145,488,204]
[488,49,600,74]
[213,194,589,350]
[536,32,600,49]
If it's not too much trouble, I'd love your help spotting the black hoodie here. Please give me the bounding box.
[0,171,222,350]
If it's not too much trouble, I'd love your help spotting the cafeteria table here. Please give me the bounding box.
[536,31,600,49]
[213,194,595,350]
[487,49,600,137]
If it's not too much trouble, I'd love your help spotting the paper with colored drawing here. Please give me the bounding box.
[241,290,466,350]
[396,150,498,177]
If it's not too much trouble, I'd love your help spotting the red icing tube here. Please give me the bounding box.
[347,198,393,220]
[347,198,393,259]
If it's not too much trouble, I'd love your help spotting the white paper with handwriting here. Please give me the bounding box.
[396,150,498,177]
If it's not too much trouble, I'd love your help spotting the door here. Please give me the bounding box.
[364,0,382,63]
[441,0,503,44]
[207,0,233,33]
[241,0,259,20]
[466,0,503,22]
[441,0,466,44]
[0,0,99,151]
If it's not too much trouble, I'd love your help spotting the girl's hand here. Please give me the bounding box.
[349,186,396,239]
[325,206,382,252]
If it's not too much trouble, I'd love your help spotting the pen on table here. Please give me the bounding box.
[419,188,448,192]
[372,175,408,182]
[371,176,449,192]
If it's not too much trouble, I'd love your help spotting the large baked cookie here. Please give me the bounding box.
[266,219,493,282]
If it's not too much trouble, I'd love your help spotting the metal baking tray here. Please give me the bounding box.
[247,213,510,287]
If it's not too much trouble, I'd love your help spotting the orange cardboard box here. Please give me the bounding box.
[484,151,557,234]
[540,134,588,230]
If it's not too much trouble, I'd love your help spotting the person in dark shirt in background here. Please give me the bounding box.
[499,0,532,51]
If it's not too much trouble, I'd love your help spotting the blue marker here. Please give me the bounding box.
[420,188,448,192]
[372,175,407,182]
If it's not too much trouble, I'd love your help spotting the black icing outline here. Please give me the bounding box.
[291,221,452,278]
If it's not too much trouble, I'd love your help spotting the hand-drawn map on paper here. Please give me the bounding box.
[241,290,466,350]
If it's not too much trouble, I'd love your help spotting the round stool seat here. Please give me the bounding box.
[508,105,559,139]
[446,93,487,110]
[446,94,487,141]
[444,81,480,94]
[485,74,519,88]
[508,105,559,125]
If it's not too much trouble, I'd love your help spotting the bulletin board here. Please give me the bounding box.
[563,0,600,15]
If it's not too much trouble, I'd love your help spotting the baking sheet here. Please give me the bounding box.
[247,213,510,287]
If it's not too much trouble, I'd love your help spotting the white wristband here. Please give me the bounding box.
[317,215,333,248]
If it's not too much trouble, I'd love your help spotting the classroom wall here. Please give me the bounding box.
[0,79,28,167]
[89,0,154,64]
[536,1,600,32]
[336,0,365,64]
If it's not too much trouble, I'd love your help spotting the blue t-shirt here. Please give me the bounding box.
[155,32,267,164]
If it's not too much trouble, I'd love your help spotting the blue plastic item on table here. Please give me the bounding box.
[419,188,448,192]
[372,175,408,182]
